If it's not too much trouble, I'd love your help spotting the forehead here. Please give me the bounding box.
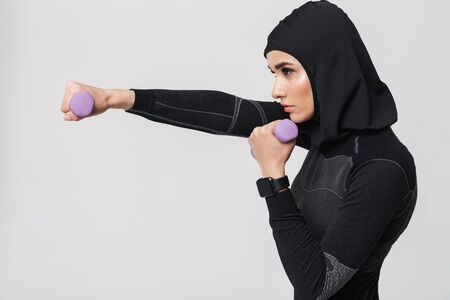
[266,50,302,69]
[267,50,295,60]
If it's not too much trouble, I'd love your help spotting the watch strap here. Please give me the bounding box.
[272,175,290,192]
[256,175,290,198]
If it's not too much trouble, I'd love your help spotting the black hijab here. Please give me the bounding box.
[264,0,397,149]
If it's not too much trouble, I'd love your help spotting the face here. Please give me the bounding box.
[266,50,315,123]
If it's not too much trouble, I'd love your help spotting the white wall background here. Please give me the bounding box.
[1,0,449,299]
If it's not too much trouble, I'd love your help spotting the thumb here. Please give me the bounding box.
[63,111,81,122]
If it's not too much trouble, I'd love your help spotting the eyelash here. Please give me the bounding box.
[270,68,293,76]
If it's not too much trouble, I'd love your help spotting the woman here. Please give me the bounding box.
[60,1,417,299]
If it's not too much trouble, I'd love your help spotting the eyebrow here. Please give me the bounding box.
[267,62,295,71]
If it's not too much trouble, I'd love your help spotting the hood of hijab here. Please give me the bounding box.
[264,0,397,149]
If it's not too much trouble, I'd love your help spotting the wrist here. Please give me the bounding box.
[106,89,135,110]
[261,166,285,179]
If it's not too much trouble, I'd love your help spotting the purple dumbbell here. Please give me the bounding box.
[69,91,95,118]
[250,118,298,158]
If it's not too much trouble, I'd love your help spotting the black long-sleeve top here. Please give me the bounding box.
[124,88,418,300]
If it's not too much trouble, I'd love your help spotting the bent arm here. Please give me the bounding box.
[265,160,412,299]
[117,88,311,150]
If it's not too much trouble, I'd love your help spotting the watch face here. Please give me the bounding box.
[257,178,274,197]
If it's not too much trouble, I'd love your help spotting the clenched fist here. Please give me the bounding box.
[60,81,109,121]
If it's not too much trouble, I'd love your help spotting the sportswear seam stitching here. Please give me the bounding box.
[247,99,268,124]
[227,96,242,133]
[127,109,223,134]
[154,101,234,118]
[344,158,410,198]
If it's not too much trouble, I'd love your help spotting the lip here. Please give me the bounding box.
[281,104,293,107]
[284,106,295,112]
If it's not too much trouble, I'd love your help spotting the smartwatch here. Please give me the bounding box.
[256,175,290,198]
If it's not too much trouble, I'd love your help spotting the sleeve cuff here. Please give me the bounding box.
[125,89,155,113]
[265,188,302,218]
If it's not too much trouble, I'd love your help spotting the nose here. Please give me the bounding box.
[272,77,286,100]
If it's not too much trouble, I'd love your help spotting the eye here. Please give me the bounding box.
[281,67,293,76]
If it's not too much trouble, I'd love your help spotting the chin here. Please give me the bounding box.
[289,113,303,123]
[289,114,311,124]
[291,111,314,123]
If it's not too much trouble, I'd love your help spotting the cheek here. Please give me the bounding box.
[293,78,315,120]
[301,79,314,110]
[293,77,313,105]
[299,77,312,97]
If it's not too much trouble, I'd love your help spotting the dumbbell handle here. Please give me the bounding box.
[251,118,298,158]
[69,91,95,118]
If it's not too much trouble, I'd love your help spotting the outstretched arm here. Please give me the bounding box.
[112,88,311,150]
